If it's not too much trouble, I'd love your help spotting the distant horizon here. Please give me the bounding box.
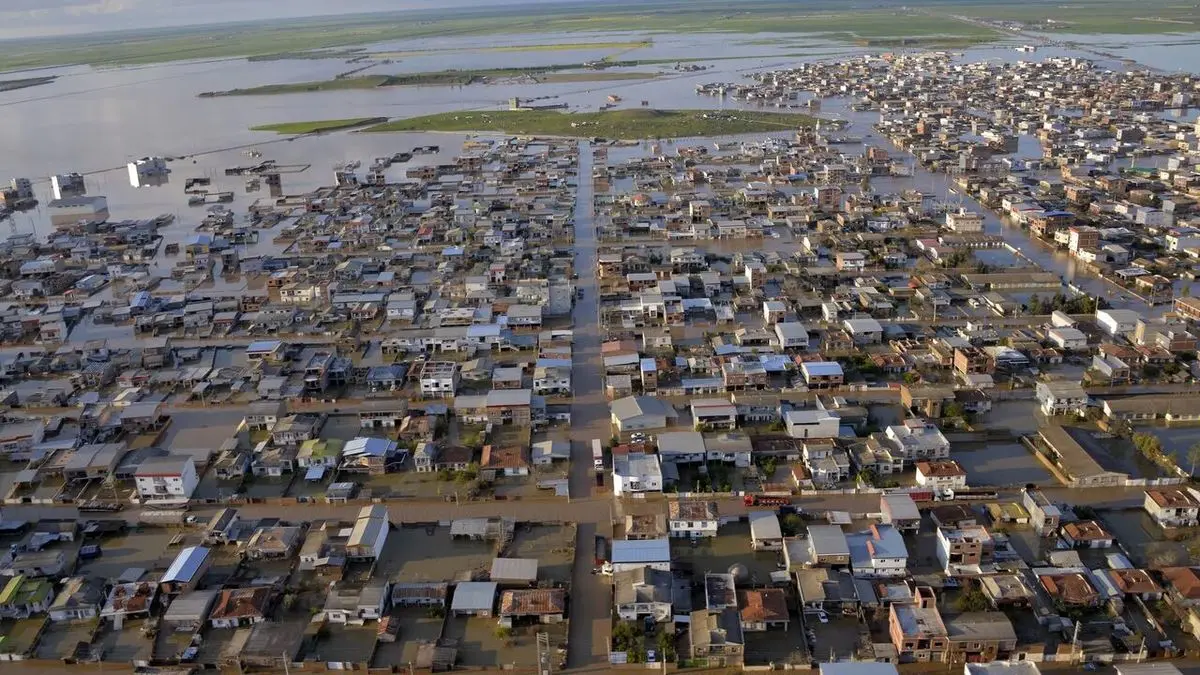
[0,0,595,41]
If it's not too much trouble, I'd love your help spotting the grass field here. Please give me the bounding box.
[364,108,818,139]
[534,71,659,83]
[370,40,652,58]
[0,76,55,92]
[201,64,661,96]
[249,117,388,134]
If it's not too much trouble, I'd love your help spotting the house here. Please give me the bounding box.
[657,431,707,464]
[48,576,104,621]
[749,511,783,551]
[244,525,304,560]
[347,505,389,560]
[847,524,908,578]
[160,546,212,595]
[944,612,1017,663]
[391,582,448,608]
[610,538,671,573]
[499,589,566,624]
[614,566,673,623]
[450,582,497,616]
[340,436,402,475]
[209,587,274,628]
[490,558,539,587]
[1062,520,1114,548]
[738,588,789,632]
[1022,489,1062,535]
[320,581,390,624]
[0,575,54,618]
[481,445,530,476]
[418,361,460,398]
[784,409,840,439]
[1039,572,1100,607]
[668,501,719,538]
[888,587,949,662]
[914,461,968,492]
[979,574,1035,609]
[1096,309,1141,338]
[134,454,198,503]
[1032,425,1129,488]
[775,322,810,350]
[243,400,286,431]
[203,508,241,544]
[935,525,994,572]
[801,525,851,567]
[1035,381,1088,417]
[1144,488,1200,528]
[531,439,570,465]
[801,361,845,389]
[162,589,217,633]
[691,399,738,430]
[1047,327,1087,351]
[613,453,663,496]
[880,420,950,465]
[843,317,883,344]
[881,493,921,534]
[101,581,157,620]
[689,608,744,667]
[611,395,675,433]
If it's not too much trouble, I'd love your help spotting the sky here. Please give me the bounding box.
[0,0,579,39]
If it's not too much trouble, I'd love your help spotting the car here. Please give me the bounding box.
[816,611,829,624]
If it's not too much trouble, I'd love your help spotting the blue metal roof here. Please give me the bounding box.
[162,546,209,583]
[610,538,670,564]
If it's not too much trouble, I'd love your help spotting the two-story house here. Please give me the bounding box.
[668,501,719,538]
[1144,488,1200,528]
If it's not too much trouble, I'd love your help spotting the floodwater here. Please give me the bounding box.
[1,29,1198,316]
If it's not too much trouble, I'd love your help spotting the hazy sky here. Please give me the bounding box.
[0,0,570,39]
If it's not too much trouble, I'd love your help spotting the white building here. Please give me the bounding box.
[945,209,984,233]
[50,173,85,200]
[847,524,908,578]
[134,455,198,503]
[1143,488,1200,528]
[914,460,968,491]
[1047,327,1087,351]
[347,505,389,560]
[127,157,170,187]
[774,321,810,350]
[1096,309,1141,338]
[882,419,950,465]
[418,361,459,399]
[784,409,840,439]
[613,453,663,497]
[1035,381,1089,417]
[610,538,671,573]
[843,317,883,344]
[667,501,719,538]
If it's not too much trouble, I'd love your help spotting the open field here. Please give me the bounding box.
[534,71,660,83]
[365,108,818,139]
[250,117,388,135]
[4,0,1195,74]
[370,40,653,58]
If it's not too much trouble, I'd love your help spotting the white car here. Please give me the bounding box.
[815,611,829,624]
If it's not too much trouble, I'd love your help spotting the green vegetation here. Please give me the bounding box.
[956,588,992,612]
[0,75,55,92]
[535,71,659,83]
[249,117,387,134]
[372,40,652,57]
[200,64,663,96]
[365,108,818,139]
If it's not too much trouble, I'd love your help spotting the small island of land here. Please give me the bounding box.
[363,108,819,139]
[249,117,388,134]
[0,75,56,93]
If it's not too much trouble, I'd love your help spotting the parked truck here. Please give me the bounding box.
[592,439,604,470]
[743,494,791,507]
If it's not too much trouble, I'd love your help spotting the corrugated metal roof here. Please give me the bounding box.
[162,546,210,583]
[611,538,670,564]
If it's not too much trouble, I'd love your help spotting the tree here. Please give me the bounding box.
[656,626,677,663]
[612,621,639,651]
[782,513,804,536]
[1187,442,1200,477]
[903,371,921,385]
[943,402,966,419]
[955,589,991,613]
[1028,294,1043,315]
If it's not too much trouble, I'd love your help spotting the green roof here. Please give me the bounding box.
[300,438,344,458]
